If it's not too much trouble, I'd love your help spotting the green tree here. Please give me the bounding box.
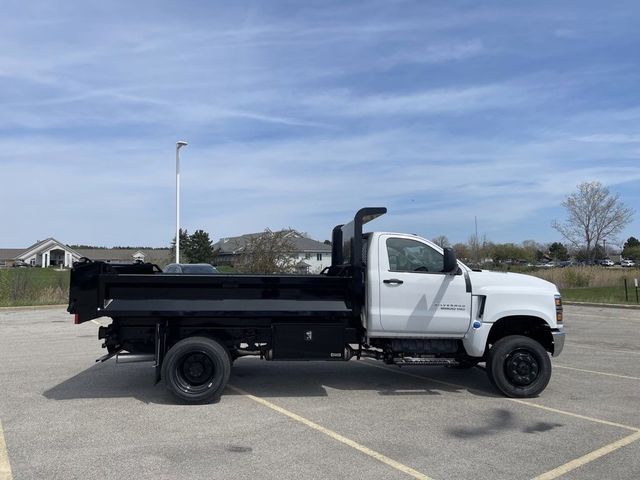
[624,236,640,248]
[522,240,544,263]
[169,229,191,262]
[491,243,525,263]
[548,242,569,261]
[622,236,640,260]
[186,230,217,263]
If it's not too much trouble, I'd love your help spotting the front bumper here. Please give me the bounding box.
[552,328,566,357]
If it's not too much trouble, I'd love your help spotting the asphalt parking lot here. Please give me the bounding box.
[0,305,638,480]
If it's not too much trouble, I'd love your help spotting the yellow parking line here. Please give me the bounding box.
[531,430,640,480]
[555,364,640,380]
[0,421,13,480]
[227,384,433,480]
[361,360,640,432]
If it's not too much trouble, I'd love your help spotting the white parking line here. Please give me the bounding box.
[508,399,639,432]
[0,420,13,480]
[566,343,640,355]
[531,430,640,480]
[555,364,640,380]
[568,312,640,322]
[362,360,640,432]
[227,384,434,480]
[361,360,640,478]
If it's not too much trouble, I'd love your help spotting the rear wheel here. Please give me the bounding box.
[162,336,231,404]
[487,335,551,398]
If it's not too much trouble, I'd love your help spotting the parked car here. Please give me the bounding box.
[538,262,556,268]
[621,259,636,267]
[600,259,614,267]
[163,263,219,274]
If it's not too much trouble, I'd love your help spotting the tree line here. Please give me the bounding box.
[168,181,635,270]
[170,228,300,273]
[438,235,640,265]
[435,181,636,264]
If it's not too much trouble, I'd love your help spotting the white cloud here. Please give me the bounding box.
[574,133,640,144]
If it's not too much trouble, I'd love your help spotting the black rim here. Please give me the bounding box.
[504,349,539,386]
[175,351,216,393]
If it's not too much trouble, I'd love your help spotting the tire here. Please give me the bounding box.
[486,335,551,398]
[162,336,231,404]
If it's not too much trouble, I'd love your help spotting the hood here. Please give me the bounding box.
[468,269,559,295]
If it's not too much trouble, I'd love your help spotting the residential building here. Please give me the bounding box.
[0,238,82,268]
[214,231,332,274]
[0,237,170,268]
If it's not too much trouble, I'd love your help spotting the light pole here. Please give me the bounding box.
[175,141,188,263]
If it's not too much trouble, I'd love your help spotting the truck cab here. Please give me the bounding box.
[364,232,564,353]
[331,209,565,398]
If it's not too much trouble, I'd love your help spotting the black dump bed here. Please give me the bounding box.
[68,207,386,324]
[69,263,355,323]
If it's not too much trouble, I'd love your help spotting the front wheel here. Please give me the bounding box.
[162,336,231,404]
[487,335,551,398]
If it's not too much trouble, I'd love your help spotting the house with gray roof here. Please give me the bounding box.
[214,230,332,273]
[0,238,82,268]
[0,238,170,268]
[73,248,170,265]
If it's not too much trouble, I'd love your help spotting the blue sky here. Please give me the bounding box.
[1,1,639,248]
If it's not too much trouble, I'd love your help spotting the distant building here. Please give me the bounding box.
[73,247,169,265]
[0,237,170,268]
[0,238,82,268]
[214,231,332,274]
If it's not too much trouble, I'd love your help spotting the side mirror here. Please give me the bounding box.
[443,247,459,273]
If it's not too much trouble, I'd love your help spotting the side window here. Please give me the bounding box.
[386,238,444,273]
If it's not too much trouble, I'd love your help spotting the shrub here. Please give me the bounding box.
[0,269,69,307]
[561,268,592,288]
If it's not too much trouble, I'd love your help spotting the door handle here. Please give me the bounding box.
[383,278,403,285]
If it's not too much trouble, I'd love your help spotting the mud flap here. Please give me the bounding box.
[154,320,167,384]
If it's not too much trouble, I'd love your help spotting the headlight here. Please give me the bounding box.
[554,294,563,324]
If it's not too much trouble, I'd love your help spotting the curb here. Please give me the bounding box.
[0,304,66,312]
[564,301,640,310]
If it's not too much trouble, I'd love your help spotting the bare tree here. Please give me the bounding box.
[431,235,450,248]
[235,228,298,274]
[552,181,633,260]
[452,243,470,260]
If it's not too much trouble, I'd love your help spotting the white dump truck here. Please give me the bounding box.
[69,208,565,403]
